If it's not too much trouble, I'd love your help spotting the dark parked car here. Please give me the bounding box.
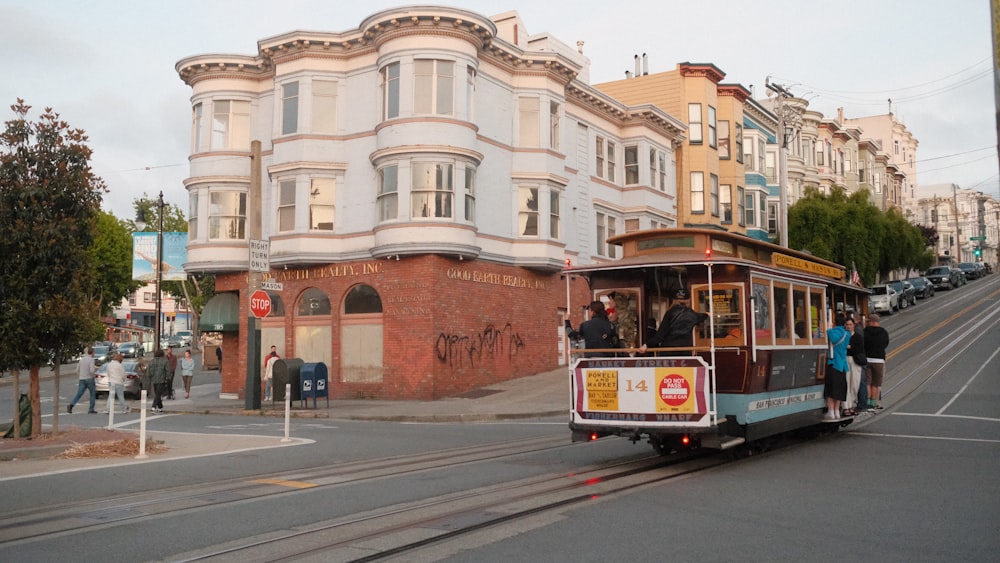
[117,342,144,358]
[95,360,144,399]
[957,262,981,280]
[887,280,917,308]
[92,345,113,366]
[905,277,934,299]
[925,266,960,290]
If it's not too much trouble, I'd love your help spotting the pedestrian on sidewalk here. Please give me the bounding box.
[263,345,280,401]
[104,353,130,414]
[147,349,170,413]
[180,349,195,399]
[165,347,178,400]
[68,347,98,414]
[216,345,222,372]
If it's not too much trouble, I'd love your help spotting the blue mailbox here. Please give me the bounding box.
[299,362,329,408]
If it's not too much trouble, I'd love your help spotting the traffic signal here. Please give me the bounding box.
[974,246,982,258]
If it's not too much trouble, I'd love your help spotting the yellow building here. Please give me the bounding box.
[596,62,749,233]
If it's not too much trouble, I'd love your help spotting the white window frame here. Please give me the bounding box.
[518,185,539,237]
[189,193,199,240]
[690,172,705,214]
[737,186,746,227]
[624,145,639,185]
[414,59,454,116]
[380,62,400,120]
[707,106,717,149]
[550,189,560,239]
[281,81,299,135]
[595,136,606,179]
[310,177,335,231]
[710,174,720,217]
[718,120,730,159]
[311,80,338,134]
[607,141,616,183]
[720,184,732,224]
[463,165,476,223]
[208,191,247,240]
[596,211,618,258]
[518,96,540,147]
[377,165,398,223]
[211,100,250,151]
[278,179,296,232]
[549,101,560,150]
[688,103,703,144]
[191,102,203,153]
[411,162,453,219]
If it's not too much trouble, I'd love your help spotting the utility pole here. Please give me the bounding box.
[766,78,795,248]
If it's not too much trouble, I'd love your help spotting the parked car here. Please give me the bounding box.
[175,330,193,347]
[887,280,916,308]
[95,359,144,399]
[868,284,898,315]
[957,262,982,280]
[166,335,185,348]
[117,342,144,358]
[925,265,960,290]
[92,345,113,366]
[906,276,934,299]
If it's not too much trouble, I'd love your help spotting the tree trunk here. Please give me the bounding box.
[29,365,41,438]
[52,362,61,434]
[11,368,21,440]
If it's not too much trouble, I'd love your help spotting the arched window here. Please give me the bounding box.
[344,284,382,314]
[296,288,331,316]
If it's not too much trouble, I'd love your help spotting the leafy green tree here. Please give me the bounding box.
[129,196,215,348]
[0,100,106,437]
[788,188,930,286]
[90,210,142,316]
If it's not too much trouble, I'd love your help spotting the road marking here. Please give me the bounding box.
[854,432,1000,444]
[935,345,1000,415]
[891,412,1000,423]
[250,478,319,489]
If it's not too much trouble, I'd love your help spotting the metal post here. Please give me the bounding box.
[154,191,164,352]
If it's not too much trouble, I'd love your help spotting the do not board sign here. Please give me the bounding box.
[249,289,271,318]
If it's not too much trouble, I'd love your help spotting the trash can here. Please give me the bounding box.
[271,358,304,402]
[299,362,329,408]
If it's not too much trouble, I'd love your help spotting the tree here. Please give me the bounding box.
[788,188,931,286]
[0,100,106,437]
[90,210,142,316]
[129,196,215,348]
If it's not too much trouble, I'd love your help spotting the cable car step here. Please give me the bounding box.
[701,436,746,450]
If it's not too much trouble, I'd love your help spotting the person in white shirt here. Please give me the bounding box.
[105,353,129,414]
[68,347,98,414]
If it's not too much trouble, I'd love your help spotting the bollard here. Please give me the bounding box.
[281,383,292,443]
[107,392,115,429]
[135,389,148,460]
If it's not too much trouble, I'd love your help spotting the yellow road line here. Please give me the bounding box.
[250,478,318,489]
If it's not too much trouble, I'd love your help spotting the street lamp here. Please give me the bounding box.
[135,191,164,352]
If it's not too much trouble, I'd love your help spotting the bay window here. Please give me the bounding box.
[209,191,247,240]
[411,162,453,218]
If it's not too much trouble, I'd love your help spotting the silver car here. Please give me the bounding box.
[95,360,143,399]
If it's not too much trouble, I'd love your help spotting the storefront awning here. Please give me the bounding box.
[199,292,240,332]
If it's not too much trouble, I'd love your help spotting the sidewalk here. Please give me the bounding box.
[183,366,568,422]
[0,367,570,477]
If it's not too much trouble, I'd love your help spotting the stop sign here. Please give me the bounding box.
[249,289,271,318]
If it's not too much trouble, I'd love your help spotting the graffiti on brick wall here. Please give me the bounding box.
[435,323,525,368]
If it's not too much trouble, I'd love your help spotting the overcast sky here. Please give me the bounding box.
[3,0,996,221]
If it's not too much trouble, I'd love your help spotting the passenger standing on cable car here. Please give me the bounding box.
[825,314,851,419]
[637,288,708,356]
[565,301,617,358]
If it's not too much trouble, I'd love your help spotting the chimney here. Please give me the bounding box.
[576,40,584,54]
[642,53,648,76]
[634,54,640,77]
[837,107,844,124]
[625,70,633,79]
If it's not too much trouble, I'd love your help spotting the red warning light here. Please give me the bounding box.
[704,247,712,259]
[565,258,572,267]
[681,435,691,446]
[589,432,600,441]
